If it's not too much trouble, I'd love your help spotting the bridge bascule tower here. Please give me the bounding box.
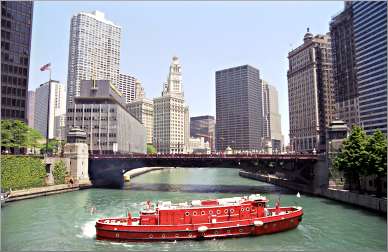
[63,127,90,185]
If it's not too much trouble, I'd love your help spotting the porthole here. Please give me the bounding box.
[239,228,243,233]
[246,207,250,211]
[193,211,197,216]
[149,234,153,238]
[209,210,213,214]
[188,233,192,237]
[230,209,234,214]
[214,230,218,234]
[162,234,166,238]
[241,208,244,212]
[185,212,190,216]
[175,234,179,237]
[216,210,221,214]
[201,211,205,215]
[224,209,228,214]
[227,229,231,233]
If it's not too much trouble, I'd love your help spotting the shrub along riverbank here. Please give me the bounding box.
[1,156,46,191]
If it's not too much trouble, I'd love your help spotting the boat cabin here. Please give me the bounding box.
[138,194,268,225]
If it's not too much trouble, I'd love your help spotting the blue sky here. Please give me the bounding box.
[29,1,344,144]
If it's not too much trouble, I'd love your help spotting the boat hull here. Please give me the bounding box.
[95,207,303,241]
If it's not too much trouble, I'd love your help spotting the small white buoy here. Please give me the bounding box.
[198,226,208,232]
[253,220,264,226]
[296,192,301,198]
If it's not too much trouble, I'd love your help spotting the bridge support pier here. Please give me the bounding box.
[63,128,90,185]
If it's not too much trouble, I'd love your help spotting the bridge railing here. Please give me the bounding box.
[89,153,320,160]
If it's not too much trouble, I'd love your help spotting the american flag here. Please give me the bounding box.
[40,63,51,71]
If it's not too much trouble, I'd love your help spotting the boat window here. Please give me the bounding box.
[209,210,213,214]
[230,209,234,214]
[216,210,221,214]
[246,207,250,211]
[201,211,205,215]
[185,212,190,216]
[193,211,197,216]
[224,209,228,214]
[241,208,244,212]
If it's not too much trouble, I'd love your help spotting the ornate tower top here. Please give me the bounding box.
[162,56,183,97]
[303,27,313,42]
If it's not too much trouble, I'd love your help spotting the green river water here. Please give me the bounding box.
[1,168,387,251]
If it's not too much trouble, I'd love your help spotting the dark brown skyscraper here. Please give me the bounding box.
[287,30,335,153]
[215,65,263,152]
[1,1,33,121]
[190,115,215,151]
[330,2,359,128]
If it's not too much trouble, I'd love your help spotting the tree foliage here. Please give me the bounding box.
[333,126,387,192]
[1,119,44,153]
[52,160,67,185]
[147,144,157,154]
[40,139,61,155]
[1,156,46,191]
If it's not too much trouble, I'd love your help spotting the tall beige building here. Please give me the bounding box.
[127,80,154,144]
[153,56,189,153]
[262,80,284,152]
[287,29,335,153]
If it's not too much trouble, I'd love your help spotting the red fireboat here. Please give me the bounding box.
[95,194,303,241]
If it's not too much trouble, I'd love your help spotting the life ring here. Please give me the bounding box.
[198,226,208,232]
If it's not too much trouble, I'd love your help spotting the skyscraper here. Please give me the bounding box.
[190,115,215,151]
[330,2,359,128]
[27,90,35,128]
[215,65,263,152]
[1,1,33,121]
[119,73,136,104]
[34,80,66,139]
[66,11,121,108]
[287,29,335,153]
[153,56,189,153]
[127,80,154,144]
[262,81,284,152]
[352,1,387,134]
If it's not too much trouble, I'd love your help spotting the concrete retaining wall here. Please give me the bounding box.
[7,184,79,202]
[239,170,387,214]
[239,170,314,194]
[124,167,171,179]
[321,188,387,213]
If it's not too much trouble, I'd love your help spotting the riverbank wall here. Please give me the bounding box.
[5,167,168,203]
[124,167,171,179]
[6,184,79,202]
[239,170,387,214]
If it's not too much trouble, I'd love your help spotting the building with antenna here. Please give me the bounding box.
[287,28,335,153]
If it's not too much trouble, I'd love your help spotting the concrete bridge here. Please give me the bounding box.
[88,154,328,191]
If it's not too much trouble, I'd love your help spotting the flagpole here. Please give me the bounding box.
[45,67,52,155]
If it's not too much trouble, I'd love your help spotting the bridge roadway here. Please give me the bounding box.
[88,154,326,189]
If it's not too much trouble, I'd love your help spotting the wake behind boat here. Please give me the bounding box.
[95,194,303,241]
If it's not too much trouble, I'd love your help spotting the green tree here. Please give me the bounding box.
[333,126,369,191]
[25,128,44,154]
[365,130,387,196]
[147,144,157,154]
[52,160,67,185]
[1,119,29,153]
[40,139,60,155]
